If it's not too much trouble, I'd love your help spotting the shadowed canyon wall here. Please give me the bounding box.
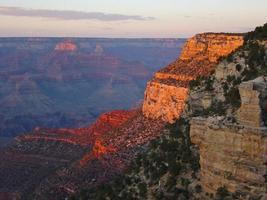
[190,79,267,198]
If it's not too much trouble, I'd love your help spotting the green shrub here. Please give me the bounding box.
[224,87,241,108]
[247,41,265,67]
[245,23,267,41]
[226,75,235,83]
[226,53,234,62]
[166,176,177,191]
[195,184,202,193]
[233,77,242,86]
[236,64,242,72]
[189,76,204,89]
[168,161,180,176]
[72,118,199,200]
[137,182,147,197]
[201,100,226,116]
[205,76,214,91]
[216,186,231,200]
[259,64,267,75]
[241,67,258,81]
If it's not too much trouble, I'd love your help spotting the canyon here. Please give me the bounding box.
[0,38,185,139]
[0,109,165,199]
[1,26,267,200]
[143,33,244,123]
[187,34,267,199]
[81,30,266,200]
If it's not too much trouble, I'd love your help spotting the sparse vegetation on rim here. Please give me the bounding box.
[72,24,267,200]
[72,117,200,200]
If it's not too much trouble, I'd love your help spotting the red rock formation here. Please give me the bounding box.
[143,33,244,123]
[20,110,135,147]
[36,109,165,198]
[79,109,166,167]
[55,41,77,51]
[5,109,165,199]
[79,139,117,167]
[17,110,139,169]
[179,33,244,62]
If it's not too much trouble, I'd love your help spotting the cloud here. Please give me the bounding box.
[0,6,155,21]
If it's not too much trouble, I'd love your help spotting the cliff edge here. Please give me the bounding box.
[143,33,244,123]
[188,31,267,199]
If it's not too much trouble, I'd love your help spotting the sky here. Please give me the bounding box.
[0,0,267,38]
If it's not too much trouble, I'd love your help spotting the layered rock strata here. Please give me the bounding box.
[190,78,267,199]
[143,33,244,123]
[190,118,267,199]
[237,77,267,127]
[0,109,165,199]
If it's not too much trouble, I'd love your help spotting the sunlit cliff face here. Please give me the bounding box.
[143,33,244,123]
[179,34,245,62]
[78,110,135,167]
[19,110,135,162]
[79,139,117,167]
[55,41,78,51]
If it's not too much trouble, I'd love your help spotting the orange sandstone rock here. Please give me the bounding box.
[143,33,244,123]
[180,33,244,62]
[20,110,135,146]
[143,81,188,122]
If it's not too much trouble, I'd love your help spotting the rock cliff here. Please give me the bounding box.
[190,78,267,199]
[236,77,267,127]
[0,109,165,199]
[143,33,244,123]
[71,25,267,200]
[188,34,267,199]
[55,41,77,51]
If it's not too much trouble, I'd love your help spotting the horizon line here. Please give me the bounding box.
[0,36,189,39]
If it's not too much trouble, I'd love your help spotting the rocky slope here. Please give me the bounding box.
[2,25,267,200]
[32,110,165,200]
[143,33,244,123]
[77,24,267,200]
[0,110,133,199]
[188,33,267,199]
[0,109,165,200]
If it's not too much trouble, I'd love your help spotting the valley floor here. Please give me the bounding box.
[0,137,13,148]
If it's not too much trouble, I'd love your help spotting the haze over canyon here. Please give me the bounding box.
[0,38,185,142]
[0,3,266,198]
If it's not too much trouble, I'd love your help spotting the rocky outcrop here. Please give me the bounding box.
[180,33,244,62]
[236,77,267,127]
[0,109,165,199]
[31,110,164,200]
[0,110,135,199]
[55,41,77,51]
[143,33,244,123]
[190,77,267,199]
[143,81,188,122]
[23,110,135,146]
[190,118,267,199]
[92,44,104,56]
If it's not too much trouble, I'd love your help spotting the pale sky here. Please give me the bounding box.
[0,0,267,38]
